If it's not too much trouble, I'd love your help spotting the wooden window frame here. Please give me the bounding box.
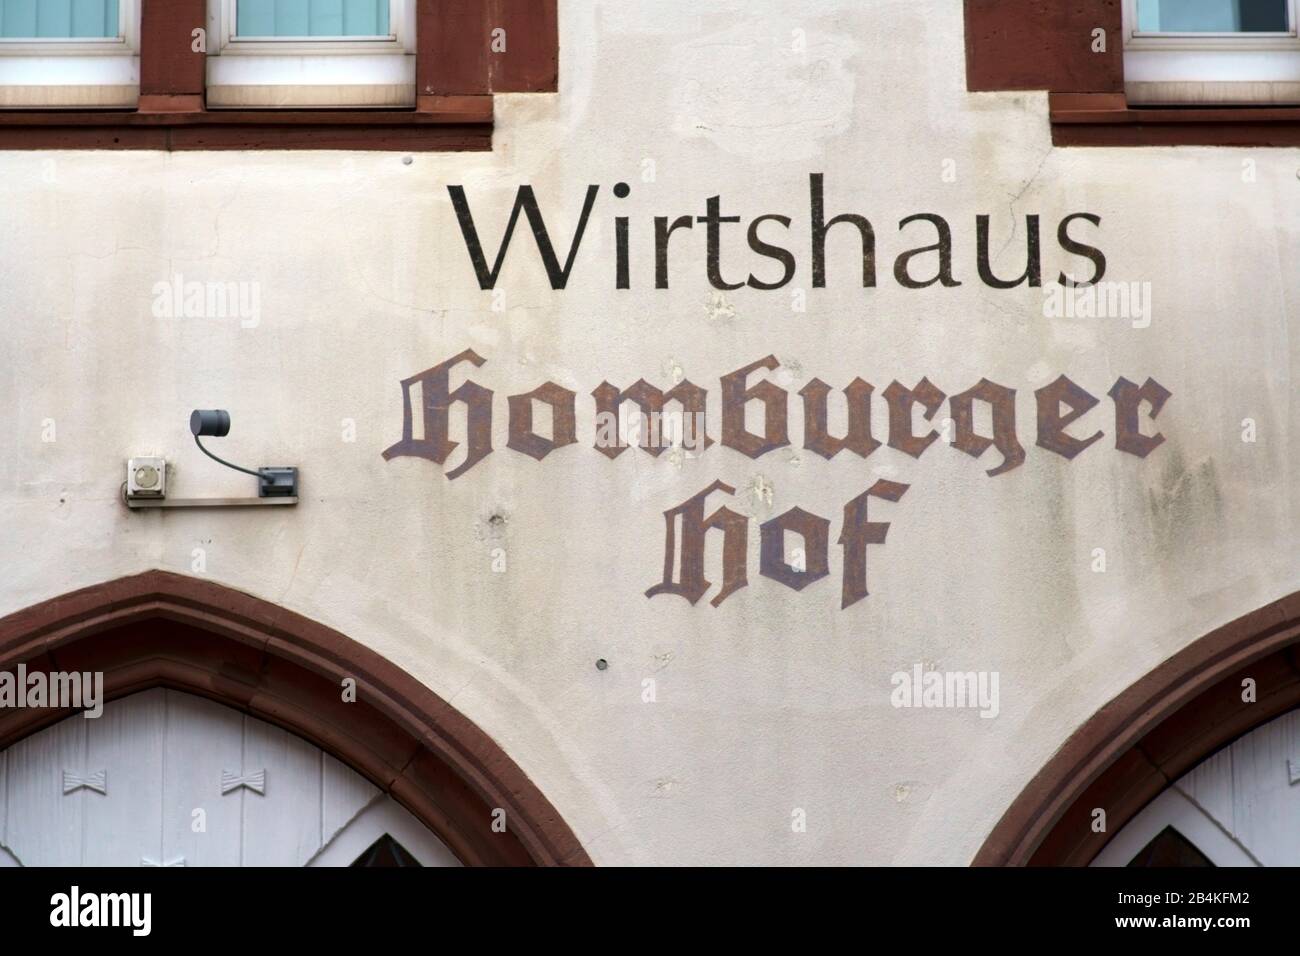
[0,0,558,151]
[965,0,1300,145]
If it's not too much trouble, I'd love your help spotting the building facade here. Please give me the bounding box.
[0,0,1297,866]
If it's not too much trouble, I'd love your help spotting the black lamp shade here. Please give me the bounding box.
[190,409,231,437]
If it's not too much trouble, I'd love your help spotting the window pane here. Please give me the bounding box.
[236,0,389,37]
[1137,0,1289,32]
[0,0,119,38]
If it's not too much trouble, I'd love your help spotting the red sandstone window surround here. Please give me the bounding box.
[0,0,557,150]
[965,0,1300,146]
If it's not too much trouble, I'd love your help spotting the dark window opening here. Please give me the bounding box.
[1127,826,1215,867]
[350,833,423,867]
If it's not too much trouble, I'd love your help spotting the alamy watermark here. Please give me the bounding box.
[50,887,151,936]
[594,408,708,452]
[151,273,261,328]
[1043,280,1152,329]
[0,665,104,718]
[890,664,999,719]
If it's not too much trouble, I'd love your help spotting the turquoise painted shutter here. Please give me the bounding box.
[0,0,119,38]
[236,0,389,37]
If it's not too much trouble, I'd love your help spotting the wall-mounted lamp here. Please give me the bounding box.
[124,410,298,510]
[190,409,298,498]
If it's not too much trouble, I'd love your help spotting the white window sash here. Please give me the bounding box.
[0,1,140,108]
[1123,0,1300,103]
[210,0,415,55]
[1124,0,1300,49]
[205,0,415,108]
[0,0,140,54]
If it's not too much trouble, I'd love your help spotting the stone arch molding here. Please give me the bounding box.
[0,571,591,867]
[976,589,1300,865]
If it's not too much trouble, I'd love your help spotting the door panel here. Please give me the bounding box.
[4,708,86,867]
[0,688,452,866]
[161,692,244,867]
[83,690,164,866]
[1095,708,1300,866]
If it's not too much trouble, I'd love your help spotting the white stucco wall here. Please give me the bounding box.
[0,0,1295,865]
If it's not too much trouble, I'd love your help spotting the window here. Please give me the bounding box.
[966,0,1300,146]
[1135,0,1289,32]
[1124,0,1300,104]
[232,0,391,38]
[0,0,122,37]
[206,0,416,108]
[0,0,556,151]
[0,0,140,108]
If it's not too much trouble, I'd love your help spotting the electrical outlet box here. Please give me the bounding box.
[258,467,298,498]
[127,457,167,498]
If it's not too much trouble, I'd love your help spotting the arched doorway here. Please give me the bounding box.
[0,571,591,867]
[975,589,1300,866]
[0,688,459,867]
[1090,706,1300,867]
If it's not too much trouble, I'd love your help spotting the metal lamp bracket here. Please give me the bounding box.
[124,410,299,510]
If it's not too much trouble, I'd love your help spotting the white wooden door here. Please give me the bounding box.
[0,688,459,867]
[1093,707,1300,866]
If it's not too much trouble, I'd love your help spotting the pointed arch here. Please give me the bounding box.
[0,570,591,867]
[975,589,1300,865]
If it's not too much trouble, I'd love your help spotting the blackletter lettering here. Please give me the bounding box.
[507,382,578,461]
[647,480,749,607]
[760,507,831,591]
[1108,376,1170,457]
[1035,374,1103,459]
[883,378,946,458]
[949,378,1025,476]
[839,480,909,609]
[721,356,790,458]
[383,349,493,480]
[800,377,880,460]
